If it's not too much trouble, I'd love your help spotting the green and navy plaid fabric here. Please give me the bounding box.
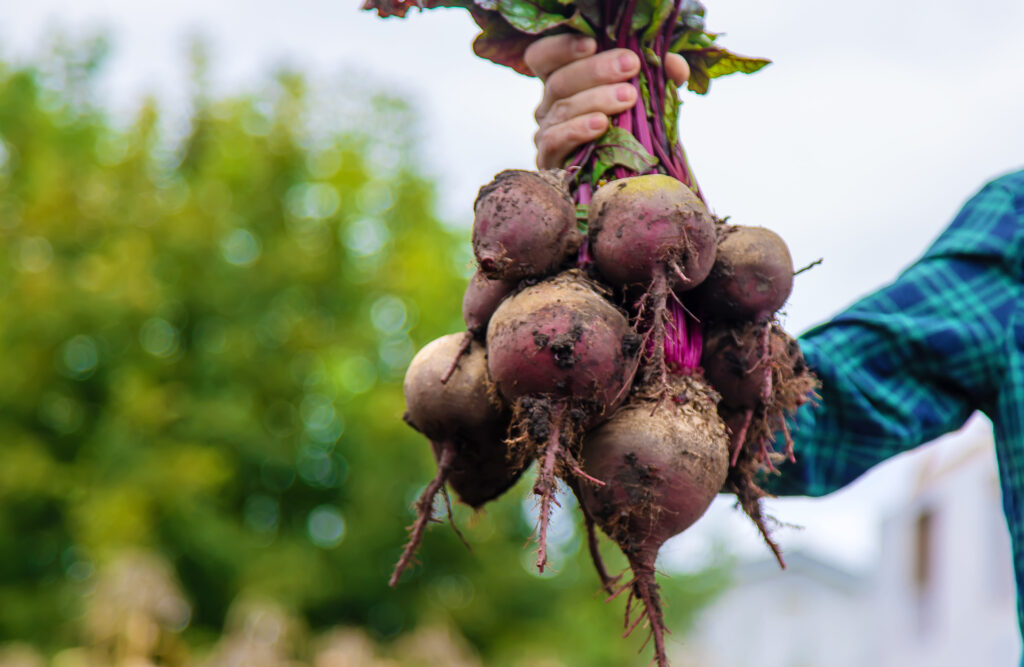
[766,169,1024,654]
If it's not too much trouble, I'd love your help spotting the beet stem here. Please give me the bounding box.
[617,0,639,47]
[389,444,455,587]
[793,257,824,276]
[686,310,703,369]
[577,236,594,268]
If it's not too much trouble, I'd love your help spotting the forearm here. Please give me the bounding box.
[765,175,1022,496]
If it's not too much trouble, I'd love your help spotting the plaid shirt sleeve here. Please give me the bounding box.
[764,169,1024,651]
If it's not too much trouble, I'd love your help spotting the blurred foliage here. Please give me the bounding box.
[0,39,725,665]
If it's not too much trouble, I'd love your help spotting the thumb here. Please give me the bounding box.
[666,53,690,87]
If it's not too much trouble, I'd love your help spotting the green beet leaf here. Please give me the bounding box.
[494,0,575,34]
[637,0,676,40]
[682,47,771,95]
[670,28,718,52]
[590,126,659,183]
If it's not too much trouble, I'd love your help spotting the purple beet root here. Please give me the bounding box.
[473,169,582,281]
[588,174,717,390]
[486,270,640,571]
[462,269,516,337]
[486,270,636,420]
[393,334,519,586]
[703,321,819,571]
[702,320,817,466]
[702,321,780,410]
[697,225,794,321]
[440,270,517,384]
[578,375,729,667]
[588,174,717,291]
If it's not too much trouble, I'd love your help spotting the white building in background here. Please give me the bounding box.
[675,552,870,667]
[677,431,1020,667]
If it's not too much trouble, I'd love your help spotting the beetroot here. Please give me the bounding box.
[462,269,516,337]
[393,334,518,586]
[697,225,794,321]
[486,270,636,417]
[579,375,729,666]
[703,320,817,466]
[440,270,517,384]
[702,321,780,411]
[703,321,818,570]
[587,174,717,388]
[473,170,581,281]
[588,174,717,291]
[367,4,810,663]
[486,270,639,570]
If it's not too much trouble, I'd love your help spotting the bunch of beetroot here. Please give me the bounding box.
[367,0,818,664]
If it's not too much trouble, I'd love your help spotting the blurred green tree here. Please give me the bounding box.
[0,39,724,665]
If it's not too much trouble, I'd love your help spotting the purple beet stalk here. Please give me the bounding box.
[573,0,712,377]
[645,300,702,372]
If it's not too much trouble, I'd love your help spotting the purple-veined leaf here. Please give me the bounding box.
[592,126,658,180]
[469,7,542,75]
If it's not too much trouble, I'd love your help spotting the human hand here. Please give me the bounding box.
[525,34,691,170]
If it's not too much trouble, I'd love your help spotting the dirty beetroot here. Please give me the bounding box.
[367,1,819,665]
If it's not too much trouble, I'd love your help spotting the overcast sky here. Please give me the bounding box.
[3,0,1022,572]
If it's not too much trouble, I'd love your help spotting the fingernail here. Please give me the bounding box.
[587,115,606,131]
[574,36,596,55]
[616,84,635,102]
[618,53,637,73]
